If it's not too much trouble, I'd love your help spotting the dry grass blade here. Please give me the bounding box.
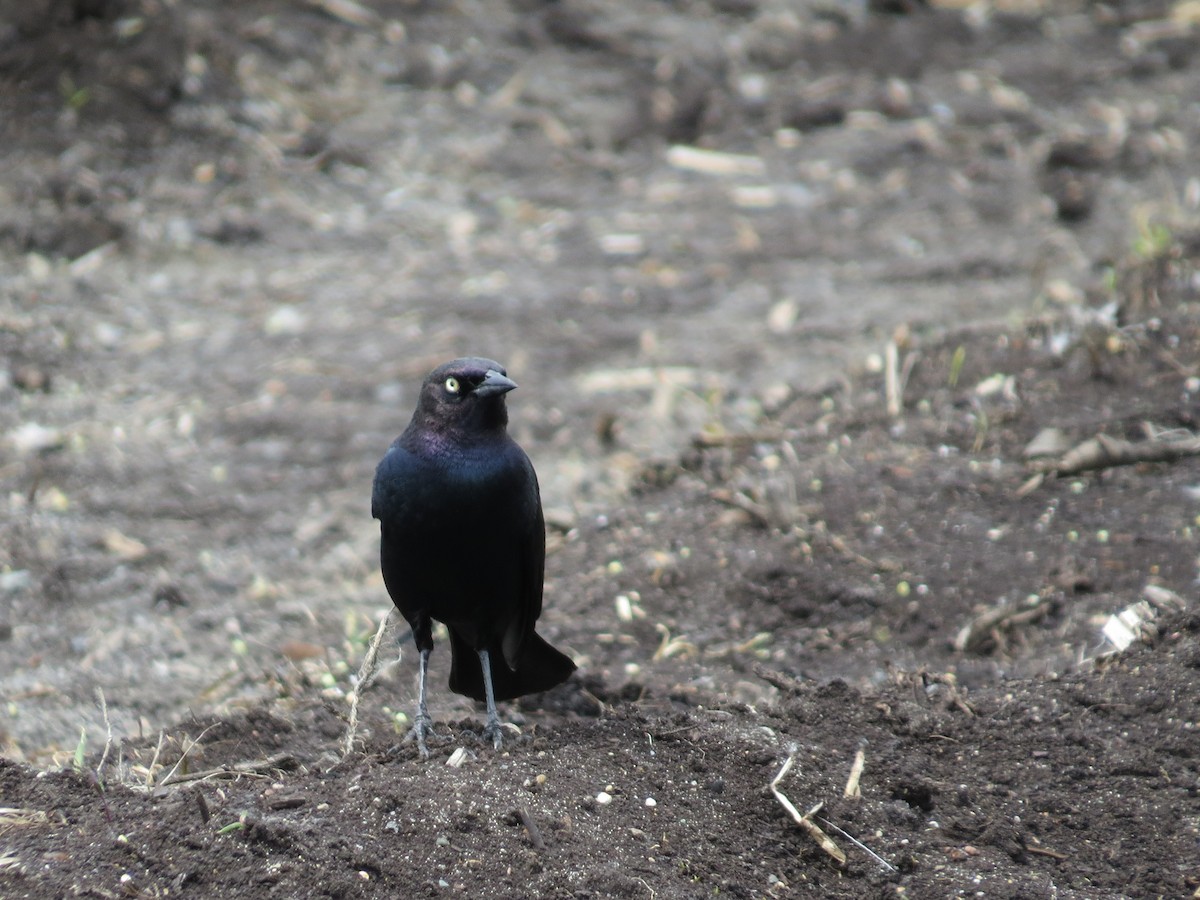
[343,611,393,759]
[843,744,865,800]
[812,520,886,571]
[95,686,113,782]
[666,145,765,176]
[770,753,847,867]
[155,725,216,788]
[691,429,784,448]
[158,752,299,785]
[652,623,697,661]
[885,340,901,417]
[0,807,51,834]
[143,731,166,794]
[816,814,897,873]
[885,339,920,418]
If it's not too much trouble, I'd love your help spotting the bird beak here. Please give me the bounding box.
[474,369,518,398]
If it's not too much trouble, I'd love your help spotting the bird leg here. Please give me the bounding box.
[477,648,504,751]
[408,647,433,759]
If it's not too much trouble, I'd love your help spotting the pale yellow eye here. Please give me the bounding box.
[444,376,460,394]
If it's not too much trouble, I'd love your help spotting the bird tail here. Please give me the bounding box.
[447,629,576,702]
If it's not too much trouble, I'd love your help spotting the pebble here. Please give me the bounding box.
[0,570,32,593]
[264,305,307,336]
[10,422,63,455]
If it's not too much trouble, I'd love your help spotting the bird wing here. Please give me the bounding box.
[501,453,545,670]
[371,443,412,521]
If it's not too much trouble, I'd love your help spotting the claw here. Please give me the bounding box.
[481,719,504,752]
[408,713,433,759]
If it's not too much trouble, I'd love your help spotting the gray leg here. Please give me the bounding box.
[408,647,433,759]
[478,648,504,750]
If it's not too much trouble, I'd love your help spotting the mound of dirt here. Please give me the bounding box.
[2,0,1199,896]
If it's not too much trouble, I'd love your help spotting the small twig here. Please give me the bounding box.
[753,664,807,697]
[304,0,381,27]
[1033,430,1200,477]
[885,340,901,418]
[812,520,888,571]
[1024,844,1069,861]
[843,744,865,800]
[515,806,546,850]
[1014,471,1044,498]
[709,488,772,527]
[343,611,394,759]
[770,753,847,867]
[954,595,1053,655]
[666,145,765,176]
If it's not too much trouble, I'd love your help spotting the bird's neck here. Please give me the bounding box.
[404,417,508,456]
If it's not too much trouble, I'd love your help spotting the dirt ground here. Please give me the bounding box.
[2,0,1200,896]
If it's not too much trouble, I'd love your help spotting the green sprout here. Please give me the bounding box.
[948,345,966,388]
[58,74,91,112]
[1132,216,1173,261]
[72,727,87,774]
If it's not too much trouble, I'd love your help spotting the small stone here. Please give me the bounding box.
[767,298,798,334]
[264,305,307,336]
[1024,427,1071,459]
[10,422,63,455]
[0,570,32,594]
[595,791,613,806]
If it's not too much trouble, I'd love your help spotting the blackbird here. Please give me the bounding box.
[371,358,576,757]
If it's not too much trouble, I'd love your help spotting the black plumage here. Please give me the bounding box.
[371,358,576,756]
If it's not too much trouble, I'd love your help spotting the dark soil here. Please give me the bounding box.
[2,0,1200,897]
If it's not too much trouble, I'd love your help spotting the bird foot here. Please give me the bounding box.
[478,720,520,752]
[407,714,434,760]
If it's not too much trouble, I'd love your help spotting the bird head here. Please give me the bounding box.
[413,357,518,438]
